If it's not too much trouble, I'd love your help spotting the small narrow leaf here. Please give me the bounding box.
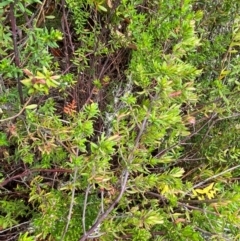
[25,104,38,109]
[45,15,56,19]
[98,5,107,12]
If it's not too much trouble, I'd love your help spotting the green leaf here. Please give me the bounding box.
[17,2,25,12]
[45,15,56,19]
[170,167,185,178]
[97,4,107,12]
[0,0,13,8]
[25,104,38,110]
[21,78,32,87]
[0,132,8,146]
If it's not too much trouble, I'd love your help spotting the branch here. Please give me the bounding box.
[0,221,30,234]
[61,167,79,240]
[78,170,129,241]
[9,2,23,104]
[61,0,69,71]
[0,167,72,188]
[0,170,30,188]
[154,112,218,158]
[82,184,91,235]
[79,109,150,240]
[0,96,32,123]
[183,164,240,197]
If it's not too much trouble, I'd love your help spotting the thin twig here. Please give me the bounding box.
[82,184,91,235]
[0,167,72,188]
[154,112,217,158]
[61,0,74,53]
[79,170,129,241]
[79,107,151,241]
[9,2,23,104]
[178,202,220,216]
[0,221,30,234]
[61,0,70,71]
[146,191,221,216]
[216,112,240,122]
[183,164,240,197]
[61,165,79,240]
[0,96,32,123]
[0,170,30,188]
[35,0,48,27]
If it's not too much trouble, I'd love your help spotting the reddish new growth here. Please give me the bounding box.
[63,99,77,116]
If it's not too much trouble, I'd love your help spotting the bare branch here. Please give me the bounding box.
[78,108,150,240]
[61,166,79,240]
[0,96,32,123]
[82,184,91,235]
[183,164,240,197]
[9,2,23,104]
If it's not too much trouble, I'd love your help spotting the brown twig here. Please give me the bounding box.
[0,96,32,123]
[0,167,72,188]
[145,191,221,216]
[61,0,71,72]
[82,184,92,235]
[78,170,129,241]
[183,164,240,197]
[178,202,220,216]
[0,170,30,188]
[154,112,217,158]
[61,165,79,240]
[79,107,150,241]
[9,2,23,104]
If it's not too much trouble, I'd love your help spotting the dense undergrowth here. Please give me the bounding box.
[0,0,240,240]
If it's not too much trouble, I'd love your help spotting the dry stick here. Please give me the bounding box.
[88,49,127,105]
[79,113,150,241]
[146,191,220,216]
[88,8,100,81]
[183,164,240,197]
[35,0,48,27]
[179,199,222,204]
[0,96,32,123]
[61,0,70,71]
[0,167,72,188]
[79,171,129,241]
[61,166,79,240]
[154,112,217,158]
[198,113,219,146]
[84,188,106,238]
[9,2,24,105]
[178,203,220,216]
[178,202,220,217]
[0,170,30,188]
[61,2,74,54]
[216,112,240,122]
[0,221,30,234]
[82,184,91,235]
[98,49,125,80]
